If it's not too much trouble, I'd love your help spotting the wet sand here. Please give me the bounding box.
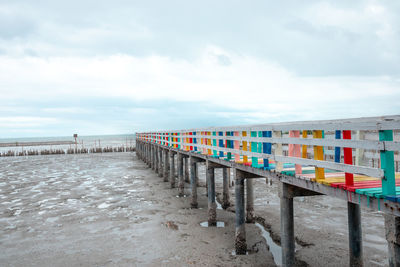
[0,153,274,266]
[0,152,387,266]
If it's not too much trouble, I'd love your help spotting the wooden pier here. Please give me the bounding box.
[135,115,400,267]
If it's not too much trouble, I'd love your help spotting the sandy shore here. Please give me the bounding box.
[0,152,387,266]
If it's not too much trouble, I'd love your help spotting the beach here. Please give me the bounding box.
[0,152,387,266]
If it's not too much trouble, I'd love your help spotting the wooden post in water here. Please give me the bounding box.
[178,153,184,196]
[235,169,246,254]
[222,168,230,209]
[206,161,216,226]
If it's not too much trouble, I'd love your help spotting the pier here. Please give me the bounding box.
[136,115,400,267]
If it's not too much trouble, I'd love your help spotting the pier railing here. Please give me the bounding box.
[137,115,400,197]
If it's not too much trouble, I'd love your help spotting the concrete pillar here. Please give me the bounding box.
[185,157,190,183]
[235,169,246,255]
[146,144,149,166]
[152,145,156,171]
[150,145,153,169]
[148,145,151,166]
[348,202,363,266]
[196,163,200,186]
[190,157,198,208]
[170,152,175,188]
[246,178,255,223]
[178,153,184,196]
[207,163,216,226]
[384,214,400,267]
[158,148,163,177]
[222,168,230,209]
[155,147,159,174]
[280,182,295,267]
[163,149,169,182]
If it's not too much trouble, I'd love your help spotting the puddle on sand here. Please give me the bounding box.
[200,221,225,228]
[216,200,223,210]
[231,250,249,256]
[255,222,282,266]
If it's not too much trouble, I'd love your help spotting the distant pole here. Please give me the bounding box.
[73,134,78,152]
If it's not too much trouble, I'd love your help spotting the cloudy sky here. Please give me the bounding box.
[0,0,399,138]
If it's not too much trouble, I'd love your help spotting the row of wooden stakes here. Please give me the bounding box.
[0,146,136,157]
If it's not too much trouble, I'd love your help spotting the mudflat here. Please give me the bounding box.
[0,152,387,266]
[0,153,274,266]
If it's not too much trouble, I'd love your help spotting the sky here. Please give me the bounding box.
[0,0,399,138]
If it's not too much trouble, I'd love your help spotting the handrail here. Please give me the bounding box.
[136,115,399,197]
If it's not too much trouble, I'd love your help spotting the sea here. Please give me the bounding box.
[0,134,136,154]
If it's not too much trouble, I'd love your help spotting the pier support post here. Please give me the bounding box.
[178,153,184,196]
[185,157,190,183]
[153,146,157,171]
[384,214,400,267]
[222,168,230,209]
[158,147,163,177]
[170,152,175,188]
[235,169,247,254]
[280,182,295,267]
[206,161,216,226]
[155,146,158,173]
[150,145,154,170]
[348,202,363,267]
[190,157,198,208]
[148,145,151,167]
[146,144,150,166]
[246,178,255,223]
[156,147,160,174]
[163,149,169,182]
[148,144,151,167]
[196,162,200,186]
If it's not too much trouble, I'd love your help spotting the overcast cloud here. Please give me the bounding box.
[0,0,399,137]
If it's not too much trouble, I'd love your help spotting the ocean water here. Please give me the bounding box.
[0,134,136,154]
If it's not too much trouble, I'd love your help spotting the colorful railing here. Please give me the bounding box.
[136,116,400,201]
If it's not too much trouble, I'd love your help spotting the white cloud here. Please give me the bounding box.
[0,116,57,128]
[0,45,399,124]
